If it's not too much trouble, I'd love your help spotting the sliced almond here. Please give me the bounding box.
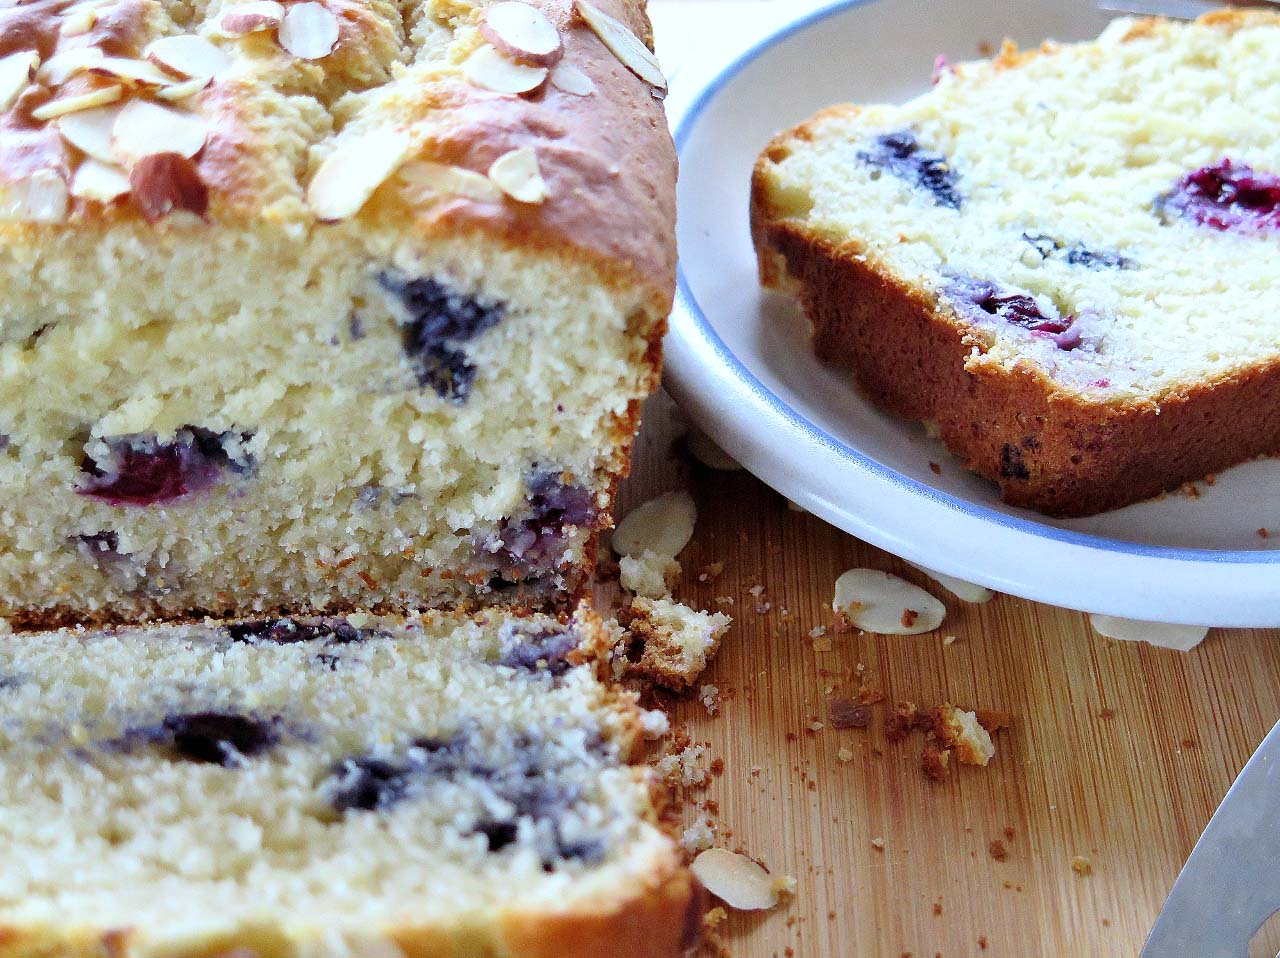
[70,158,131,202]
[56,102,124,162]
[60,4,98,37]
[278,2,340,60]
[90,56,174,86]
[904,561,994,604]
[145,35,232,80]
[479,2,562,66]
[399,160,503,202]
[461,43,547,95]
[833,568,946,635]
[306,126,411,221]
[155,75,212,101]
[487,146,548,203]
[0,169,69,223]
[129,151,208,222]
[31,84,123,120]
[548,60,594,96]
[37,47,106,86]
[1088,615,1208,652]
[0,50,39,114]
[112,99,208,161]
[219,0,286,35]
[690,849,779,911]
[573,0,664,91]
[612,490,696,560]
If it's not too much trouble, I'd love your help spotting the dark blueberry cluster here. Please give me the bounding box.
[226,617,378,646]
[77,426,255,507]
[1020,233,1132,270]
[1155,158,1280,233]
[328,729,605,864]
[378,272,507,404]
[162,711,280,765]
[482,469,596,583]
[498,621,582,677]
[857,130,962,209]
[944,275,1080,350]
[75,531,123,564]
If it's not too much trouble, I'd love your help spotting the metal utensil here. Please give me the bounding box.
[1100,0,1277,19]
[1141,721,1280,958]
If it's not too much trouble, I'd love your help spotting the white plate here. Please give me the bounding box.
[661,0,1280,627]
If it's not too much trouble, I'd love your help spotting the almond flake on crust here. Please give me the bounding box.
[60,4,99,37]
[0,169,69,223]
[278,2,340,60]
[70,158,131,202]
[573,0,665,91]
[548,60,594,96]
[37,47,105,86]
[462,43,548,95]
[487,146,549,203]
[145,35,232,80]
[56,103,123,163]
[219,1,286,36]
[399,160,503,202]
[0,50,39,114]
[31,84,123,121]
[112,100,208,161]
[155,75,212,101]
[833,568,945,635]
[129,151,208,222]
[479,2,563,66]
[307,127,411,221]
[89,56,174,86]
[612,490,695,559]
[690,849,779,911]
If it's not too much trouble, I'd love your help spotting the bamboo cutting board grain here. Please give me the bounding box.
[615,391,1280,958]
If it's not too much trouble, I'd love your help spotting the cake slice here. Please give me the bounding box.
[0,0,675,626]
[752,11,1280,517]
[0,606,701,957]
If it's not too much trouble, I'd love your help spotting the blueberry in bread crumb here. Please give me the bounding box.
[77,427,255,507]
[856,130,961,209]
[1155,158,1280,233]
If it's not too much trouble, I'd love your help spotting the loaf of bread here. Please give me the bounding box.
[752,11,1280,516]
[0,607,700,957]
[0,0,675,624]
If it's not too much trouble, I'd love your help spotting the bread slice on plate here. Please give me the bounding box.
[0,0,674,626]
[0,606,700,957]
[752,11,1280,517]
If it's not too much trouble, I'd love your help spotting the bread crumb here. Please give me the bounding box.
[697,561,725,583]
[619,550,681,598]
[1071,855,1093,876]
[920,744,951,781]
[703,906,729,929]
[699,684,720,715]
[837,746,854,763]
[771,875,798,901]
[988,840,1008,862]
[830,698,873,729]
[680,819,716,855]
[808,625,828,639]
[870,837,885,851]
[808,721,824,733]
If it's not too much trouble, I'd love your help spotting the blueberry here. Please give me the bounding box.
[329,757,413,812]
[858,130,962,209]
[163,712,279,765]
[476,820,519,852]
[482,470,597,578]
[1020,233,1131,270]
[999,444,1031,481]
[226,617,377,645]
[77,427,254,507]
[378,272,506,404]
[498,622,581,676]
[943,274,1079,348]
[1155,158,1280,233]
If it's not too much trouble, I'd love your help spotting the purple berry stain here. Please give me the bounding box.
[163,712,279,765]
[858,130,962,209]
[498,621,581,677]
[1155,158,1280,233]
[945,276,1080,350]
[483,469,596,580]
[77,426,254,507]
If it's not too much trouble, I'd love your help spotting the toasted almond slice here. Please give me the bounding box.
[612,490,696,560]
[479,2,562,66]
[112,99,208,161]
[548,60,593,96]
[37,46,105,86]
[60,4,98,36]
[0,169,69,223]
[56,102,123,162]
[487,146,548,203]
[461,43,547,95]
[219,0,285,35]
[278,2,340,60]
[573,0,664,90]
[1088,615,1208,652]
[129,151,208,222]
[306,127,411,221]
[70,158,131,201]
[31,84,122,120]
[155,75,212,101]
[90,56,174,86]
[0,50,39,114]
[145,35,232,79]
[690,850,779,911]
[833,568,946,635]
[399,160,503,202]
[904,561,994,604]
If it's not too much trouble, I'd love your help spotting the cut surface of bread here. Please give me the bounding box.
[0,607,698,958]
[0,0,675,625]
[752,12,1280,516]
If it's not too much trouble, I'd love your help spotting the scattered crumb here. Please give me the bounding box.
[870,837,885,851]
[620,596,731,690]
[1072,855,1094,876]
[811,634,833,652]
[656,742,711,788]
[619,550,681,599]
[932,902,942,917]
[808,721,824,733]
[933,705,996,766]
[974,710,1013,734]
[771,875,798,901]
[1259,528,1270,539]
[929,461,942,475]
[703,906,728,929]
[837,746,854,763]
[988,840,1008,862]
[1181,482,1201,499]
[943,634,958,646]
[697,561,725,583]
[680,819,716,855]
[900,608,919,629]
[978,937,988,951]
[808,625,828,639]
[699,684,720,716]
[830,698,873,729]
[920,744,951,781]
[1098,707,1116,720]
[713,595,734,607]
[1003,825,1016,841]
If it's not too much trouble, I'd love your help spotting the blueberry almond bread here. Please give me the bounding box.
[752,11,1280,517]
[0,606,702,957]
[0,0,675,625]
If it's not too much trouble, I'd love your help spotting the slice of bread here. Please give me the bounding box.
[0,0,675,625]
[0,606,700,957]
[752,11,1280,517]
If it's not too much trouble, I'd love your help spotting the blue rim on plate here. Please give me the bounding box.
[669,0,1279,567]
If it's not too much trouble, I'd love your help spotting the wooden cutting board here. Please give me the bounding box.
[613,390,1280,958]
